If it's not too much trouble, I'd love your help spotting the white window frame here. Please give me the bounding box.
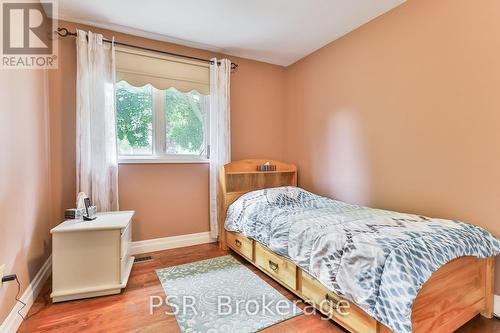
[118,87,210,164]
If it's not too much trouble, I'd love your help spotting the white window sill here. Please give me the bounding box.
[118,156,210,164]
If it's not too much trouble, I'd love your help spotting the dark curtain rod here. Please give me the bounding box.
[56,27,238,71]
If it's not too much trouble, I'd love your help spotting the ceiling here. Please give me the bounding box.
[56,0,405,66]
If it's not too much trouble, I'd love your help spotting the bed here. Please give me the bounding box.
[218,159,499,333]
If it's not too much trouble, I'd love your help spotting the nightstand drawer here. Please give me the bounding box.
[226,231,253,260]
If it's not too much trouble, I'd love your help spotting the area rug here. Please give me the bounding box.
[156,255,303,333]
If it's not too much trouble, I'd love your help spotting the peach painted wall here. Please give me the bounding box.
[50,20,287,241]
[0,69,52,322]
[118,164,210,240]
[285,0,500,293]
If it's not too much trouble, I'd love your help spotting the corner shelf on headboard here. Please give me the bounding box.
[225,170,296,175]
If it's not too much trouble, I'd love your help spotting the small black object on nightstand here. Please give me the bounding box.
[83,197,97,221]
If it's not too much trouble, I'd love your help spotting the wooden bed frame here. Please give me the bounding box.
[218,159,495,333]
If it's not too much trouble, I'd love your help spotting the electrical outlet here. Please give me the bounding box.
[0,264,4,288]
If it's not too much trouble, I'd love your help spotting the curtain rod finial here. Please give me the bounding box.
[56,27,77,37]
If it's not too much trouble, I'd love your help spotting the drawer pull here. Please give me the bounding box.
[268,260,279,273]
[235,239,242,248]
[325,293,341,307]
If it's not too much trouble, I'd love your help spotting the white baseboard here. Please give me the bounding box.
[130,232,217,255]
[0,255,52,333]
[494,294,500,317]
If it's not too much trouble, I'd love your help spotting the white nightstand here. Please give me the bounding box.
[50,211,135,302]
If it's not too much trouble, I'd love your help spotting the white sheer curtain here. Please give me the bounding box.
[209,58,231,238]
[76,30,119,211]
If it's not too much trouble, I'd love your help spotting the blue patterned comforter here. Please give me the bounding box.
[224,186,500,333]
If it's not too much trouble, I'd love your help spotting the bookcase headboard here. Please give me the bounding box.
[218,159,297,249]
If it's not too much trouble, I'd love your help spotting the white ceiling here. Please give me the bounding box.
[56,0,405,66]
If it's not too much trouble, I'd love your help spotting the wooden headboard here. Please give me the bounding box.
[218,159,297,249]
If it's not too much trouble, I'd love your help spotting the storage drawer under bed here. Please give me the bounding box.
[254,242,297,290]
[300,271,378,333]
[226,231,254,260]
[226,231,380,333]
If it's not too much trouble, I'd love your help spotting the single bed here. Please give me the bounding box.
[218,159,498,333]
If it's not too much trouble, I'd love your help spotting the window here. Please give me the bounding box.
[116,82,153,155]
[116,81,209,163]
[115,46,210,163]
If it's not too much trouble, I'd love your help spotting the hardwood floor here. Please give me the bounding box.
[18,243,500,333]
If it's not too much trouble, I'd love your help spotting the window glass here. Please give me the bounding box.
[165,88,207,155]
[115,81,209,161]
[116,81,153,155]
